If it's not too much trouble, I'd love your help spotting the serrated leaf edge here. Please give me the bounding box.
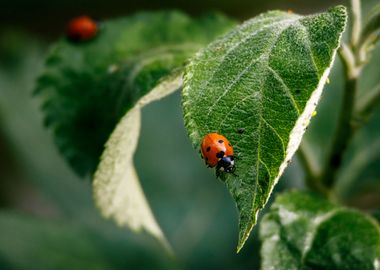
[238,6,347,252]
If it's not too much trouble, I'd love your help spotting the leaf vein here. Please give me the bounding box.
[216,21,300,131]
[260,116,286,157]
[251,21,300,234]
[267,66,301,115]
[202,18,300,130]
[297,22,320,75]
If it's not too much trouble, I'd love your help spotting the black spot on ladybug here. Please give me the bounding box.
[216,151,225,158]
[295,89,301,94]
[206,146,211,152]
[237,128,245,134]
[218,140,224,144]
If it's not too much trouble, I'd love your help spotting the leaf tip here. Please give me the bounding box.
[329,5,348,31]
[329,5,347,15]
[236,211,260,253]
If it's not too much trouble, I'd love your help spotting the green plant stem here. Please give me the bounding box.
[351,0,362,49]
[339,43,358,79]
[321,65,358,189]
[319,0,362,192]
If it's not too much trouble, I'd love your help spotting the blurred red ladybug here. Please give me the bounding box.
[200,133,235,173]
[66,16,98,42]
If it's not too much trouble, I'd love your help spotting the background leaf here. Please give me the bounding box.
[182,6,347,251]
[260,191,380,270]
[34,11,236,177]
[93,75,182,251]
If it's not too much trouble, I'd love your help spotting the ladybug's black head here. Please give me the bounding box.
[217,156,235,173]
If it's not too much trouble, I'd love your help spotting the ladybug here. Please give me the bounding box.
[66,16,98,42]
[200,133,235,174]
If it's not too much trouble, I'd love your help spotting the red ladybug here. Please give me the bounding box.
[200,133,235,173]
[66,16,98,42]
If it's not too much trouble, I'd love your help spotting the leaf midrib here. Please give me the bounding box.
[240,20,304,241]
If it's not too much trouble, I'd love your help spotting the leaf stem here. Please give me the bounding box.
[351,0,362,49]
[319,0,363,192]
[339,43,358,79]
[321,76,357,189]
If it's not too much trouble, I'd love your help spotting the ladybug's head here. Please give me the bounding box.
[217,156,235,173]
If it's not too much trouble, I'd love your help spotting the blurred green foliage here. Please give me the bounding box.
[34,11,235,177]
[0,0,379,269]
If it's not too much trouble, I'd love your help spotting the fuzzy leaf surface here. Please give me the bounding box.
[182,6,347,251]
[260,191,380,270]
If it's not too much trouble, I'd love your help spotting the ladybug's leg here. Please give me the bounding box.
[215,163,223,178]
[216,170,227,182]
[216,169,220,179]
[230,167,238,177]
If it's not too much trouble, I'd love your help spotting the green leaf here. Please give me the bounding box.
[34,11,235,177]
[93,74,182,252]
[182,6,347,251]
[260,191,380,270]
[0,212,177,270]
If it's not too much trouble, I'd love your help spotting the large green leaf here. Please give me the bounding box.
[182,6,347,251]
[260,191,380,270]
[34,11,235,177]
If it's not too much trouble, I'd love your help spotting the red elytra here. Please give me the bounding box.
[66,16,98,42]
[200,133,235,173]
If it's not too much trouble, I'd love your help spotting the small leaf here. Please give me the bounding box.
[93,75,182,252]
[182,6,347,251]
[34,11,235,176]
[260,191,380,270]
